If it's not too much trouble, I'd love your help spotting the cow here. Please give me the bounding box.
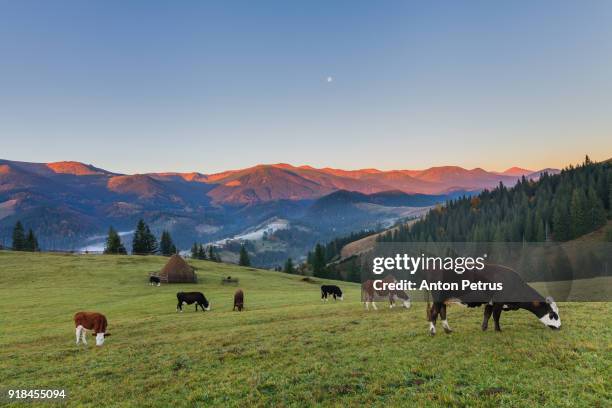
[424,264,561,335]
[149,276,161,286]
[233,289,244,311]
[362,275,411,310]
[321,285,343,301]
[74,312,111,346]
[176,292,210,312]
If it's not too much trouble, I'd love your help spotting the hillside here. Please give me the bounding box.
[1,251,610,407]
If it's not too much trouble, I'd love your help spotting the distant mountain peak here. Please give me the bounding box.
[500,166,533,176]
[47,161,110,176]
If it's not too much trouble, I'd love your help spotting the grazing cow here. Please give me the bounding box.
[176,292,210,312]
[362,275,411,311]
[424,264,561,336]
[233,289,244,311]
[149,276,161,286]
[321,285,343,301]
[74,312,111,346]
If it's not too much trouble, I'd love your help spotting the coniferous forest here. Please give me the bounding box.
[378,157,611,243]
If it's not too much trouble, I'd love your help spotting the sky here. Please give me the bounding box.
[1,1,611,174]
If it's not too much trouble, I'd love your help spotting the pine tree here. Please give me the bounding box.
[12,221,25,251]
[132,219,157,255]
[587,187,606,230]
[312,243,326,278]
[159,230,175,256]
[553,202,571,241]
[198,244,207,260]
[283,258,294,274]
[104,227,126,254]
[132,219,147,254]
[24,229,39,251]
[570,189,588,238]
[191,242,199,259]
[207,245,215,261]
[239,245,250,267]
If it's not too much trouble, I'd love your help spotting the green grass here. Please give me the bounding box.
[0,251,610,407]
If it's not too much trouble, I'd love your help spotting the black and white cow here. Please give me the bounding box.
[424,264,561,335]
[149,276,161,286]
[321,285,343,301]
[176,292,210,312]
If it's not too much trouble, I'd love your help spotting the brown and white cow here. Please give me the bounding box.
[362,275,411,310]
[74,312,111,346]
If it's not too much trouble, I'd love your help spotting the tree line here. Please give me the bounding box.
[9,221,39,251]
[377,156,611,243]
[104,219,178,256]
[190,242,222,262]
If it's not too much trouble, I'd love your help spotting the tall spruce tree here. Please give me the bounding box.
[159,230,175,256]
[208,245,216,262]
[238,245,250,266]
[12,221,25,251]
[312,243,326,278]
[198,244,207,260]
[283,258,294,274]
[24,229,39,251]
[104,227,126,254]
[132,219,158,255]
[191,243,199,259]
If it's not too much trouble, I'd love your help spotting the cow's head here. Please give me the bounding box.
[337,289,344,301]
[394,291,411,308]
[95,332,110,346]
[536,297,561,330]
[203,298,211,311]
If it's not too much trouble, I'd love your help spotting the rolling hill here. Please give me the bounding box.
[1,251,609,407]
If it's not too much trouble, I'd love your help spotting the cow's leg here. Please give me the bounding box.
[75,326,82,345]
[81,328,88,345]
[389,294,394,308]
[493,304,503,332]
[157,282,160,287]
[440,304,452,334]
[195,303,199,311]
[429,302,441,335]
[177,301,182,312]
[199,302,205,312]
[482,304,493,331]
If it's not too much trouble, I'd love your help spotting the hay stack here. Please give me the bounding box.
[159,254,196,283]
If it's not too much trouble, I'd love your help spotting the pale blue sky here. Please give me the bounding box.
[1,1,611,174]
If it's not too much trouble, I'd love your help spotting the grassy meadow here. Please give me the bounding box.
[0,251,610,407]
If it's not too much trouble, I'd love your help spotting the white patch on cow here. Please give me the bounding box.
[538,297,561,329]
[364,301,369,310]
[429,322,436,335]
[403,300,411,309]
[95,333,105,346]
[205,305,211,311]
[157,283,160,287]
[339,296,344,301]
[442,320,451,330]
[371,302,378,311]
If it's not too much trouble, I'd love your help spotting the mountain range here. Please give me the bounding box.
[0,158,558,264]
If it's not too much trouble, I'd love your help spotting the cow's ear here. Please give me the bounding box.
[545,297,554,304]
